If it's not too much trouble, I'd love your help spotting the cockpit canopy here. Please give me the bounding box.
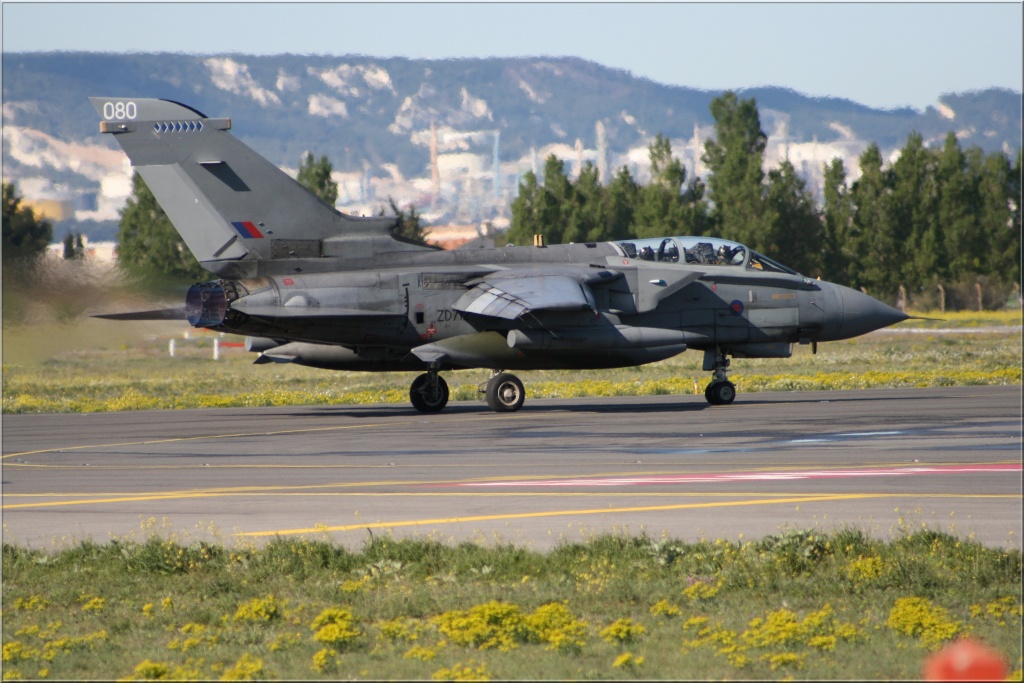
[615,236,799,275]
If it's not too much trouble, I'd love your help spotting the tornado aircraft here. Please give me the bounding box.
[91,97,909,413]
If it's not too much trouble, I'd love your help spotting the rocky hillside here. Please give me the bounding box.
[3,52,1020,240]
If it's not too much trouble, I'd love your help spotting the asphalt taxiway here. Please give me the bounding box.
[2,386,1021,550]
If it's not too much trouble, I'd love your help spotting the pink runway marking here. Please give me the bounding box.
[454,463,1022,488]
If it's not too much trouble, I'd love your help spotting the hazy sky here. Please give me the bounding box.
[2,2,1021,111]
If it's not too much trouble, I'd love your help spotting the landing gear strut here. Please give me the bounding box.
[703,347,736,406]
[410,364,449,413]
[483,371,526,412]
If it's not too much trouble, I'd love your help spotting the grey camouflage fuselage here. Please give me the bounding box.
[92,97,908,412]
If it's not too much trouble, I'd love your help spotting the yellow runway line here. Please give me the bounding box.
[236,493,886,537]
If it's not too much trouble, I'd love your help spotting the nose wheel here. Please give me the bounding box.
[703,347,736,406]
[705,379,736,405]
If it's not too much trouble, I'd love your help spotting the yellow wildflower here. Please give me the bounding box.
[886,597,964,650]
[649,599,681,617]
[599,618,646,644]
[432,601,528,652]
[232,595,281,623]
[612,652,645,669]
[404,645,440,661]
[81,597,106,612]
[311,607,363,649]
[310,648,337,673]
[219,653,265,681]
[432,660,489,681]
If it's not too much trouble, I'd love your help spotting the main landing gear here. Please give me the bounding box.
[482,371,525,412]
[409,364,449,413]
[703,347,736,406]
[409,367,526,414]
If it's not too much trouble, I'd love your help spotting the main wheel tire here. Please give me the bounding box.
[410,373,449,413]
[705,380,736,406]
[485,373,525,412]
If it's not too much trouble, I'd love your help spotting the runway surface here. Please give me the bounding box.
[3,386,1021,551]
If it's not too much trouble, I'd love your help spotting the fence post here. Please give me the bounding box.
[169,338,175,357]
[975,282,984,311]
[213,338,220,361]
[937,284,945,314]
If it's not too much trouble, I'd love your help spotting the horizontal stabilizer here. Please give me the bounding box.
[92,307,188,321]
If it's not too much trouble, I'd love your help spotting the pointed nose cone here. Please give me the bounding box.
[832,285,909,340]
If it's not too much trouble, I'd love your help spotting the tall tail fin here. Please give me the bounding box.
[91,97,427,277]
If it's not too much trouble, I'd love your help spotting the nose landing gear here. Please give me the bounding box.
[703,347,736,406]
[705,379,736,405]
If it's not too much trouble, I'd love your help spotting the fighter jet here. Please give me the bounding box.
[91,97,909,412]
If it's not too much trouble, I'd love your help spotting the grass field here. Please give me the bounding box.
[2,527,1021,680]
[2,310,1020,414]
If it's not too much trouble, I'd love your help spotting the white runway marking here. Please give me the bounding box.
[454,463,1022,488]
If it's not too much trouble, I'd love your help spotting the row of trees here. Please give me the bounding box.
[4,184,92,264]
[2,181,53,265]
[508,92,1021,306]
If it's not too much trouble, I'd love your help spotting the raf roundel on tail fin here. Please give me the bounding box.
[231,222,265,239]
[90,97,419,279]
